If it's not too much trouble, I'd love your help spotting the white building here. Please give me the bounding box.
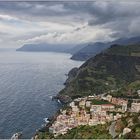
[122,103,127,112]
[106,95,112,102]
[86,101,91,107]
[69,101,75,107]
[131,103,140,112]
[79,100,86,107]
[72,106,79,112]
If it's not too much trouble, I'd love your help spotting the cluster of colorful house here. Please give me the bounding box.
[49,94,140,137]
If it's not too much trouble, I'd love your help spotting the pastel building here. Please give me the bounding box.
[86,101,91,107]
[131,103,140,112]
[122,103,127,112]
[106,95,112,102]
[79,100,86,107]
[90,105,102,113]
[69,101,75,107]
[101,104,115,111]
[72,106,79,112]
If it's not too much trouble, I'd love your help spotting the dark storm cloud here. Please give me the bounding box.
[0,1,140,40]
[63,1,140,38]
[62,1,140,24]
[0,2,73,21]
[0,1,139,23]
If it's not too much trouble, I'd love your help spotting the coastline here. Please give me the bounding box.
[32,73,72,139]
[32,64,82,139]
[34,110,59,137]
[34,93,140,139]
[7,52,83,139]
[33,100,66,139]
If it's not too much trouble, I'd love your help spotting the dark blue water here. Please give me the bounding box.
[0,50,83,138]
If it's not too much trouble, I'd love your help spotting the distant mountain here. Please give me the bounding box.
[57,43,140,102]
[16,36,140,61]
[16,43,76,53]
[68,43,89,54]
[71,36,140,61]
[71,42,108,61]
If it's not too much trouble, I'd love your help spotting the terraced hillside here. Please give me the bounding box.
[58,44,140,102]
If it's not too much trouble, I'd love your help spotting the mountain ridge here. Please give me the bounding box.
[16,43,76,53]
[71,36,140,61]
[57,44,140,103]
[17,36,140,61]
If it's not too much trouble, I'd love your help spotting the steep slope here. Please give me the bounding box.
[58,44,140,101]
[71,36,140,61]
[71,42,108,61]
[68,43,89,54]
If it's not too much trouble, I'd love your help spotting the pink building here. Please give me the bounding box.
[101,104,115,111]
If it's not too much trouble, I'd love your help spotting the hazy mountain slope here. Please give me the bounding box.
[68,43,89,54]
[71,42,108,61]
[16,36,140,59]
[16,43,75,53]
[58,44,140,101]
[71,36,140,61]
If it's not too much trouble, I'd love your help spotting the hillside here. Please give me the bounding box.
[56,112,140,139]
[71,42,108,61]
[71,36,140,61]
[55,124,112,139]
[37,112,140,139]
[68,43,89,54]
[57,44,140,102]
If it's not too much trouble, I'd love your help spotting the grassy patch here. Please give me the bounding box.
[91,99,111,105]
[56,124,112,139]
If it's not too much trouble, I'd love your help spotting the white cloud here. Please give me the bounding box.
[0,1,140,48]
[0,14,18,20]
[17,24,112,44]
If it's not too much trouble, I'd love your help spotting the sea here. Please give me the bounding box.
[0,49,83,138]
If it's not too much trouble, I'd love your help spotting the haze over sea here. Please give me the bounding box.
[0,49,83,138]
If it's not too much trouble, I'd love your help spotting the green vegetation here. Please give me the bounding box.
[56,124,112,139]
[37,113,140,139]
[115,117,128,133]
[111,80,140,98]
[119,112,140,139]
[37,44,140,139]
[37,131,54,139]
[106,44,140,56]
[59,44,140,99]
[91,99,111,105]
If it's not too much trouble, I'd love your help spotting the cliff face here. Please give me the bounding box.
[64,68,79,85]
[59,44,140,100]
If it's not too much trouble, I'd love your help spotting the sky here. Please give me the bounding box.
[0,1,140,48]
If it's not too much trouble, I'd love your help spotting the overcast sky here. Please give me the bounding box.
[0,1,140,48]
